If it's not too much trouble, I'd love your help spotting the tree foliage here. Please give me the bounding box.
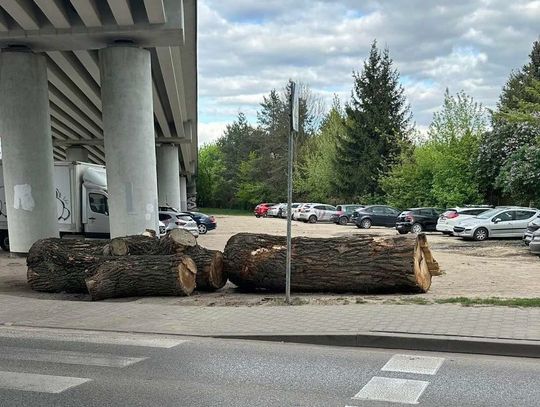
[334,40,413,201]
[382,90,486,208]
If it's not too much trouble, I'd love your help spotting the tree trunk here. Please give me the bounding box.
[85,255,197,301]
[185,245,226,291]
[223,233,439,293]
[105,229,197,256]
[27,238,108,293]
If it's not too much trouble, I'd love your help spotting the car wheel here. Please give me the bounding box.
[360,219,372,229]
[398,230,408,235]
[198,224,207,234]
[0,234,9,252]
[308,215,317,224]
[338,216,348,226]
[411,223,423,234]
[473,227,489,241]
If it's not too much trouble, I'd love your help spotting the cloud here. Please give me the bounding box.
[198,122,228,147]
[198,0,540,144]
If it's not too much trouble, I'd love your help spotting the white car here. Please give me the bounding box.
[436,207,492,235]
[296,203,338,223]
[158,211,199,237]
[453,207,540,241]
[266,204,285,218]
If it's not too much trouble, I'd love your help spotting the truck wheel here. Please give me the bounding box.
[0,234,10,252]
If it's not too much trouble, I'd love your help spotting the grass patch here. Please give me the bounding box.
[199,207,252,216]
[435,297,540,307]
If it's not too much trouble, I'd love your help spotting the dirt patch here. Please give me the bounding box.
[1,215,538,306]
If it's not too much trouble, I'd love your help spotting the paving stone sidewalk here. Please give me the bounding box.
[0,294,538,342]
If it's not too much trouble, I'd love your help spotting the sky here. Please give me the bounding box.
[197,0,540,146]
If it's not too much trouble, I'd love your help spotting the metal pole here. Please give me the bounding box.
[286,83,295,304]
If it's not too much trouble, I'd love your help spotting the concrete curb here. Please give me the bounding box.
[213,332,540,358]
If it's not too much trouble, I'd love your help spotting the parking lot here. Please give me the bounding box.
[0,214,538,306]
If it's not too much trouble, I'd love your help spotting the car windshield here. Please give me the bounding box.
[476,208,503,219]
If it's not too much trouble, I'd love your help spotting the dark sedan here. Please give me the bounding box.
[353,205,400,229]
[181,211,217,234]
[395,207,442,234]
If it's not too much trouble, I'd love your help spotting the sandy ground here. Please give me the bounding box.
[0,215,539,306]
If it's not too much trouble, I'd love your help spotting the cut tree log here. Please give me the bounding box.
[85,255,197,301]
[223,233,440,293]
[104,228,197,256]
[27,238,109,293]
[185,245,226,291]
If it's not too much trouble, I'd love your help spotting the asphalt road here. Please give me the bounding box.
[0,327,538,406]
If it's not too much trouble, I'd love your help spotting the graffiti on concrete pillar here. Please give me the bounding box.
[187,193,197,211]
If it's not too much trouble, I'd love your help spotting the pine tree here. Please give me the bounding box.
[333,40,412,201]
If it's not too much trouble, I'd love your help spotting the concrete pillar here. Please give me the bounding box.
[187,178,197,211]
[156,144,180,210]
[100,45,158,237]
[66,146,89,162]
[179,176,187,211]
[0,48,58,253]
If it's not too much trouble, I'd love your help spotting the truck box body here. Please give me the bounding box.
[0,161,109,244]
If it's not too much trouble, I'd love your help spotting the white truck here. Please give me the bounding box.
[0,161,110,250]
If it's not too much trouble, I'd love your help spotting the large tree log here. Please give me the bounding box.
[27,238,108,293]
[185,245,226,291]
[223,233,440,293]
[85,255,197,301]
[104,228,197,256]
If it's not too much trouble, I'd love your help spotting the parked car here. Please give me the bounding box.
[395,207,442,234]
[331,204,364,225]
[158,211,199,237]
[181,211,217,235]
[529,231,540,255]
[281,203,301,219]
[523,216,540,245]
[292,203,310,220]
[267,203,286,218]
[437,207,492,235]
[353,205,400,229]
[453,207,540,241]
[254,203,276,218]
[296,203,338,223]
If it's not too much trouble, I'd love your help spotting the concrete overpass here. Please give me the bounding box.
[0,0,197,252]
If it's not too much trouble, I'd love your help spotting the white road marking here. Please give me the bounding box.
[381,354,445,376]
[0,327,188,348]
[0,371,90,393]
[352,376,429,405]
[0,346,147,368]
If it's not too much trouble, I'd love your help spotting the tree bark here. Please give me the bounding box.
[223,233,439,293]
[105,229,197,256]
[185,245,226,291]
[27,238,108,293]
[85,255,197,301]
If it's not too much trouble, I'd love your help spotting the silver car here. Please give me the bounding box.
[523,217,540,245]
[296,203,338,223]
[529,231,540,256]
[453,207,540,241]
[158,211,199,237]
